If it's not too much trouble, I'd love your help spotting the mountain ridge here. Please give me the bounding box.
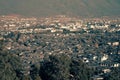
[0,0,120,17]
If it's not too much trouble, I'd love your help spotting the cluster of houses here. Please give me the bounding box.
[0,15,120,34]
[0,15,37,31]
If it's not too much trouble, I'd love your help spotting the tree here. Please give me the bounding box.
[63,29,70,34]
[40,54,71,80]
[30,63,41,80]
[21,75,31,80]
[70,59,93,80]
[0,40,22,80]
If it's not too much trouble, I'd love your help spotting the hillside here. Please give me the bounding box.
[0,0,120,17]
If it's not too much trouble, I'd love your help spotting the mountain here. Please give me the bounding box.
[0,0,120,17]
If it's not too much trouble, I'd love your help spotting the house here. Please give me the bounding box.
[102,69,111,73]
[112,42,119,46]
[91,75,104,80]
[101,54,108,62]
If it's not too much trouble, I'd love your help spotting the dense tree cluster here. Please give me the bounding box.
[0,40,22,80]
[39,54,93,80]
